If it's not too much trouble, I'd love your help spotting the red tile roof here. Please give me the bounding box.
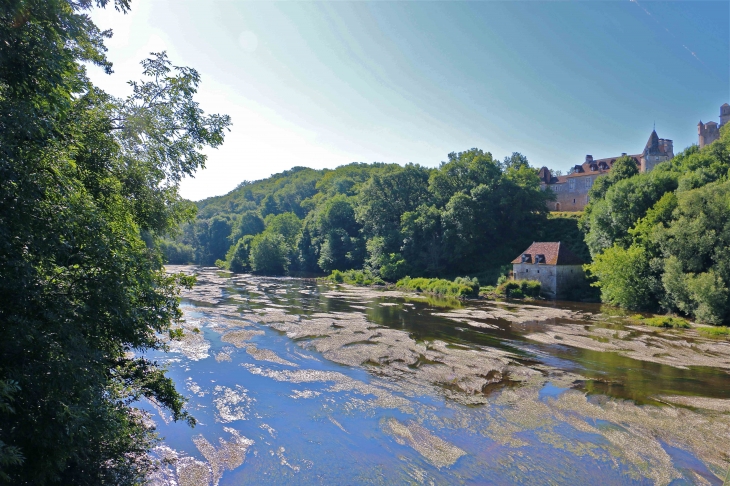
[511,242,585,265]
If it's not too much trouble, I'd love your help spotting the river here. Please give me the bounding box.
[146,266,730,485]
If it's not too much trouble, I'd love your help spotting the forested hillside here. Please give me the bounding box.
[165,151,589,283]
[583,126,730,325]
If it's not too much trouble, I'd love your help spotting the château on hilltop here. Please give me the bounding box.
[538,103,728,212]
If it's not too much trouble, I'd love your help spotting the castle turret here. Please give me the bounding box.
[699,120,720,148]
[720,103,730,127]
[698,104,728,148]
[641,129,673,172]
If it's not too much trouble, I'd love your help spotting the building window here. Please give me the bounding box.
[569,179,575,191]
[573,199,576,203]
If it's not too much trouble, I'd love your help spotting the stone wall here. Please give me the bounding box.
[554,265,585,300]
[512,263,584,299]
[543,174,598,212]
[512,263,557,297]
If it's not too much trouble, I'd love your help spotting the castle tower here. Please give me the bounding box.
[641,129,673,172]
[699,120,720,148]
[721,103,730,127]
[698,104,728,148]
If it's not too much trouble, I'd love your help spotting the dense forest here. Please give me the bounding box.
[582,125,730,325]
[170,125,730,327]
[165,151,591,283]
[0,0,229,483]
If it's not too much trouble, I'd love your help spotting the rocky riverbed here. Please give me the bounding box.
[145,266,730,485]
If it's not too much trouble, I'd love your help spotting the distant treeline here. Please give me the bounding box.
[164,150,590,283]
[582,125,730,325]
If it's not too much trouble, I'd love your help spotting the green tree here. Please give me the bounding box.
[226,235,254,273]
[0,1,230,481]
[357,164,431,253]
[250,233,290,274]
[587,244,654,310]
[230,210,265,243]
[501,152,530,171]
[582,126,730,323]
[586,155,640,204]
[401,205,444,276]
[581,171,678,256]
[429,149,501,206]
[264,212,303,249]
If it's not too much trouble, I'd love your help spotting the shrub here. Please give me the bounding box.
[697,326,730,337]
[454,276,480,295]
[632,315,690,329]
[519,280,541,297]
[496,279,541,298]
[168,328,184,340]
[326,269,384,286]
[330,269,345,283]
[395,276,479,298]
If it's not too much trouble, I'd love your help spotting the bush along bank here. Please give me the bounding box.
[324,272,481,298]
[496,279,541,299]
[327,269,385,286]
[394,276,480,298]
[631,315,690,329]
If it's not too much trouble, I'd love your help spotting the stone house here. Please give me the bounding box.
[538,129,673,212]
[511,242,585,299]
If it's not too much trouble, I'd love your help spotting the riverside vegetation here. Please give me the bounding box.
[164,151,593,283]
[0,0,230,483]
[3,0,730,483]
[582,126,730,326]
[169,126,730,327]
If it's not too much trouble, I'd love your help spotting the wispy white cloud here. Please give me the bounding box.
[629,0,706,67]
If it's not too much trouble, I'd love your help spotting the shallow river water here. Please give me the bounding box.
[147,266,730,485]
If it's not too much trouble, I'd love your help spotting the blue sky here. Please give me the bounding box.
[89,1,730,201]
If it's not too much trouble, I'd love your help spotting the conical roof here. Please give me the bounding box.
[644,129,661,155]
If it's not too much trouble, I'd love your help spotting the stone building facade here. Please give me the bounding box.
[511,242,585,300]
[538,129,673,212]
[698,103,730,148]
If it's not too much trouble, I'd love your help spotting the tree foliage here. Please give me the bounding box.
[193,150,552,283]
[584,126,730,324]
[0,1,229,482]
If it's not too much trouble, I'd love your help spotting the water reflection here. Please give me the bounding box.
[145,268,730,485]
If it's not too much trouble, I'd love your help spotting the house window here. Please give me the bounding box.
[569,179,575,191]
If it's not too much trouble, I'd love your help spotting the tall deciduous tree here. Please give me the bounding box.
[0,1,230,482]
